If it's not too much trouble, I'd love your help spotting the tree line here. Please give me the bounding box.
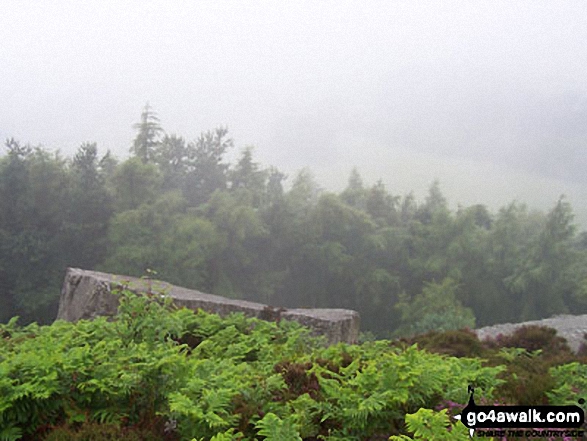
[1,104,586,336]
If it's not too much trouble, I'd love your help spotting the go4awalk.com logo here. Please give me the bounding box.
[454,386,585,439]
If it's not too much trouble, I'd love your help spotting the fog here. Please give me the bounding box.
[1,1,586,224]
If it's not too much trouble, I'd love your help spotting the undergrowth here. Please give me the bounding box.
[0,290,585,440]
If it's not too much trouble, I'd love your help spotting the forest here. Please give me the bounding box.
[1,105,586,338]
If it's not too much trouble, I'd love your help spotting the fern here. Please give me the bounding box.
[0,426,22,441]
[255,412,302,441]
[547,362,587,405]
[192,428,244,441]
[389,408,470,441]
[0,290,511,440]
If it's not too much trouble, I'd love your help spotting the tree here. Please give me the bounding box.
[416,180,448,225]
[161,213,224,291]
[446,205,499,326]
[0,142,70,323]
[0,139,32,233]
[505,196,578,320]
[64,142,113,269]
[395,278,476,337]
[260,167,288,243]
[268,168,320,260]
[199,190,269,298]
[278,193,375,310]
[340,168,366,210]
[130,103,163,163]
[110,157,162,212]
[311,193,375,250]
[102,191,223,291]
[404,183,455,295]
[365,180,399,226]
[571,232,587,311]
[229,146,269,208]
[265,167,286,206]
[155,134,191,191]
[287,168,320,216]
[484,202,539,322]
[98,149,118,182]
[466,204,492,230]
[399,192,417,225]
[183,127,233,207]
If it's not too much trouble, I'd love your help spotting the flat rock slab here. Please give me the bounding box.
[56,268,360,345]
[475,314,587,353]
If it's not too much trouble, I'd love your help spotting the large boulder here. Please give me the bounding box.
[56,268,360,345]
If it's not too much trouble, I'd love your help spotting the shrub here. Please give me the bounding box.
[401,328,485,358]
[484,325,573,359]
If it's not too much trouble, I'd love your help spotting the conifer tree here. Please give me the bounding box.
[131,103,163,163]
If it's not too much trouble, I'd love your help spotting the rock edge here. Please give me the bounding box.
[56,268,360,345]
[475,314,587,353]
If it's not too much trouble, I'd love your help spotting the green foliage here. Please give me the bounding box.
[2,290,586,440]
[155,134,191,190]
[403,328,485,358]
[102,193,222,290]
[193,429,244,441]
[389,408,470,441]
[395,278,476,337]
[229,146,269,208]
[64,142,113,270]
[0,426,22,441]
[0,291,185,437]
[398,324,587,410]
[255,413,302,441]
[182,127,233,207]
[130,103,164,164]
[547,362,587,406]
[0,290,511,440]
[491,347,556,405]
[340,168,366,210]
[3,120,587,337]
[505,196,578,320]
[109,157,162,212]
[0,142,71,323]
[3,105,587,383]
[310,342,503,439]
[480,326,577,405]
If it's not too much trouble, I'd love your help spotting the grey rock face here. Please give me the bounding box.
[56,268,360,345]
[282,308,360,346]
[475,314,587,353]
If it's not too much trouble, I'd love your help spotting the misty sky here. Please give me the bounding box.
[1,1,586,225]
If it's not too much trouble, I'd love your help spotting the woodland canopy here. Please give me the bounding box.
[1,105,586,337]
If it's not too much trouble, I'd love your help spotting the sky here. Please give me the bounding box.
[1,1,587,225]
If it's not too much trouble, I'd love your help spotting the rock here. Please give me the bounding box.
[282,308,360,346]
[56,268,360,345]
[475,314,587,353]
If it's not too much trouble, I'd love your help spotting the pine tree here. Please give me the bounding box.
[131,103,163,163]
